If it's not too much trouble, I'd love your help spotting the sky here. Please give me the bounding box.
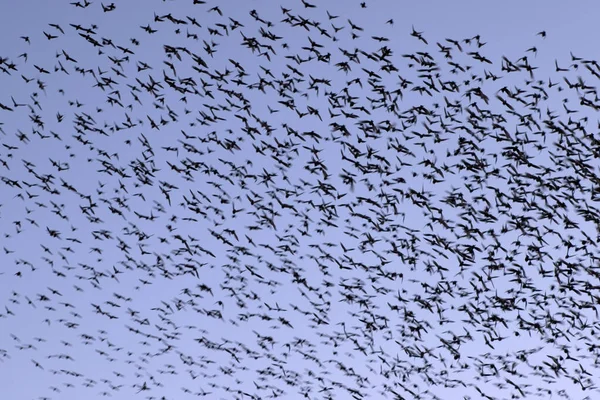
[3,0,600,399]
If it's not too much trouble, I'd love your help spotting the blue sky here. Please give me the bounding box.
[2,1,600,399]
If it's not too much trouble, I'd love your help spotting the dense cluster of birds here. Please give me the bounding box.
[4,1,600,399]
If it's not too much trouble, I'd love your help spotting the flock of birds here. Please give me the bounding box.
[4,1,600,399]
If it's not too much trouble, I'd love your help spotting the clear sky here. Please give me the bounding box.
[2,1,600,399]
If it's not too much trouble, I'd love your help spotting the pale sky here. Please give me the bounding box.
[2,1,600,399]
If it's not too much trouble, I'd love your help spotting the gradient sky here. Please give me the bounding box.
[2,1,600,399]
